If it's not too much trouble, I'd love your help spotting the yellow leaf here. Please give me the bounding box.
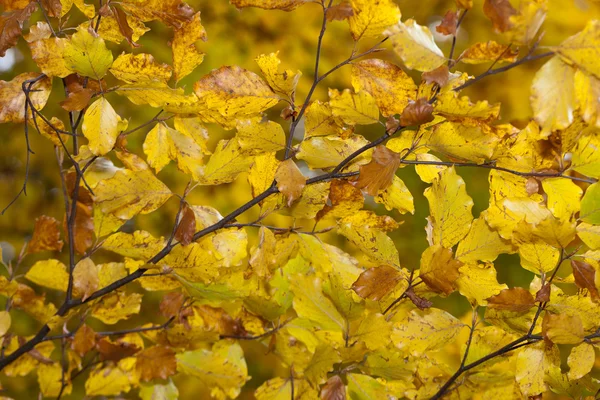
[0,72,52,124]
[486,197,552,240]
[73,258,99,301]
[193,65,279,119]
[94,167,172,220]
[95,13,149,45]
[391,308,464,356]
[434,92,501,122]
[348,0,400,40]
[63,26,113,79]
[346,373,390,399]
[577,222,600,250]
[172,12,206,82]
[110,53,172,84]
[85,364,132,396]
[236,118,286,154]
[304,345,342,385]
[174,116,211,155]
[505,0,547,45]
[275,159,305,207]
[199,139,255,185]
[0,311,11,337]
[176,341,249,400]
[567,342,595,380]
[296,135,370,170]
[458,40,518,64]
[581,183,600,224]
[25,259,68,291]
[328,88,379,125]
[304,100,346,139]
[424,119,500,163]
[351,59,417,117]
[27,31,71,78]
[92,290,142,324]
[385,19,446,72]
[102,231,165,260]
[291,275,345,333]
[414,153,446,183]
[139,380,179,400]
[541,177,582,220]
[543,312,584,344]
[255,377,317,400]
[456,217,514,263]
[82,98,128,156]
[38,363,71,397]
[456,263,508,306]
[248,153,279,198]
[375,176,415,214]
[530,56,575,133]
[115,82,199,110]
[570,131,600,179]
[574,70,600,127]
[338,211,400,266]
[552,20,600,79]
[515,343,559,396]
[424,168,474,248]
[255,52,301,97]
[349,312,391,350]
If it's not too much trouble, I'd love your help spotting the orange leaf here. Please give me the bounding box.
[422,65,450,87]
[160,292,185,319]
[487,287,535,312]
[275,159,306,207]
[354,145,401,196]
[483,0,516,33]
[436,11,458,36]
[27,215,63,254]
[136,345,177,382]
[571,260,599,301]
[96,337,140,362]
[326,2,353,22]
[320,375,346,400]
[71,324,96,356]
[399,98,435,126]
[420,246,461,295]
[59,88,94,111]
[352,265,402,301]
[175,205,196,246]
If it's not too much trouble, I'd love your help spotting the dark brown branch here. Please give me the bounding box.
[448,9,468,67]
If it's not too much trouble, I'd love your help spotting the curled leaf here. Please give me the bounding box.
[354,145,401,196]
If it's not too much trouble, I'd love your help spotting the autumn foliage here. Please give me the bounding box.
[0,0,600,399]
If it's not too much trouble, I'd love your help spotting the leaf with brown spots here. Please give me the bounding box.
[354,145,401,196]
[487,287,535,312]
[27,216,63,254]
[136,345,177,381]
[399,98,435,126]
[352,265,403,301]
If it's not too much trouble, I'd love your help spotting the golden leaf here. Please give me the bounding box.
[27,215,63,254]
[351,265,403,301]
[136,346,177,382]
[82,98,128,156]
[275,159,306,207]
[63,26,113,79]
[0,73,52,124]
[385,19,446,72]
[348,0,400,40]
[255,52,302,98]
[172,12,206,82]
[328,88,379,125]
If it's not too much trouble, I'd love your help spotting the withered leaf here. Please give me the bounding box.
[175,205,196,246]
[60,88,94,112]
[571,260,599,301]
[136,345,177,381]
[422,64,450,87]
[420,246,462,295]
[354,145,401,196]
[160,292,185,319]
[71,324,96,356]
[405,286,433,310]
[352,265,402,301]
[399,98,435,126]
[483,0,516,32]
[320,375,346,400]
[326,2,353,22]
[436,11,458,36]
[535,283,551,303]
[487,287,535,312]
[96,337,140,362]
[27,215,63,254]
[0,3,37,57]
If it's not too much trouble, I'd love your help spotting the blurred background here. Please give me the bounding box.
[0,0,599,398]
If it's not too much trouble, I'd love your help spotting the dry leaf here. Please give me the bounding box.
[351,265,402,301]
[27,216,63,254]
[96,337,140,362]
[535,283,551,303]
[487,287,535,312]
[320,375,346,400]
[160,292,185,319]
[399,98,435,126]
[405,286,433,310]
[175,205,196,246]
[136,345,177,381]
[420,246,462,295]
[484,0,516,32]
[571,260,599,301]
[526,177,540,195]
[326,2,353,22]
[60,88,94,111]
[422,65,450,87]
[354,145,401,196]
[436,11,458,36]
[71,324,96,356]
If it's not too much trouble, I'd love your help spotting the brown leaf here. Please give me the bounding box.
[39,0,61,17]
[352,265,402,301]
[422,65,450,87]
[0,3,37,57]
[525,177,540,196]
[399,98,435,126]
[196,305,246,336]
[73,258,99,302]
[71,201,94,255]
[354,145,401,196]
[59,88,94,111]
[405,286,433,310]
[27,215,63,254]
[160,292,185,319]
[275,159,306,207]
[136,345,177,381]
[320,375,346,400]
[175,205,196,246]
[96,337,140,362]
[487,287,535,312]
[436,11,458,36]
[326,2,353,22]
[111,5,140,47]
[71,324,96,356]
[385,115,400,135]
[420,246,462,295]
[571,260,599,301]
[483,0,516,33]
[534,283,551,303]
